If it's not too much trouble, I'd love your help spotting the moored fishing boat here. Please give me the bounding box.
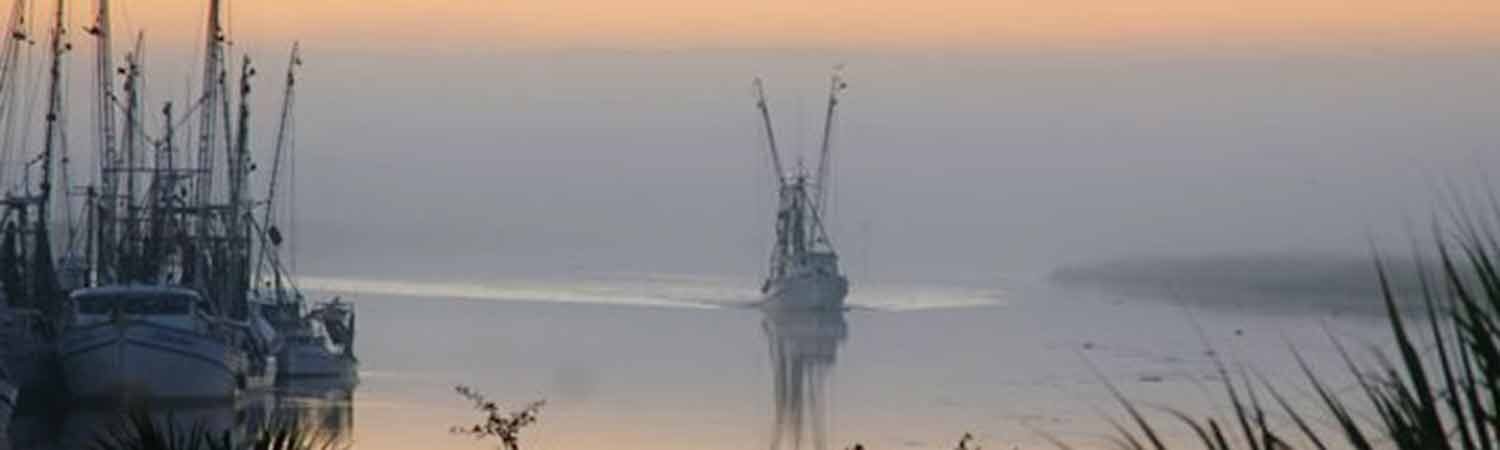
[59,286,274,400]
[266,296,357,381]
[3,0,325,404]
[253,44,358,383]
[51,0,305,400]
[1,360,16,439]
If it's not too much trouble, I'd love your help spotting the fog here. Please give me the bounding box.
[33,43,1500,286]
[245,46,1490,284]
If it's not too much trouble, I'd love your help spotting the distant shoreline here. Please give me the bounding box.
[1048,253,1426,314]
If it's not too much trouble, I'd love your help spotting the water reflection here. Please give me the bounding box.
[9,381,354,449]
[762,308,848,450]
[274,380,355,443]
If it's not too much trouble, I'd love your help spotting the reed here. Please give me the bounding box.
[1094,212,1500,449]
[88,409,344,450]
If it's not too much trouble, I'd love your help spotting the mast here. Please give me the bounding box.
[814,70,845,215]
[145,101,172,283]
[31,0,67,316]
[225,55,253,319]
[193,0,225,239]
[753,78,787,186]
[89,0,118,282]
[257,43,299,296]
[0,0,28,190]
[119,34,143,278]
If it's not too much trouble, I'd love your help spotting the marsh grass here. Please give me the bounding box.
[89,408,345,450]
[1090,211,1500,449]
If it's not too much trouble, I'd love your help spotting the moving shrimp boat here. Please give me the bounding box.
[751,73,852,311]
[59,286,275,400]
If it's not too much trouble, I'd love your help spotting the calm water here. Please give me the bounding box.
[11,276,1390,450]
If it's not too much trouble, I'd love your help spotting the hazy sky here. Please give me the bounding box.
[18,1,1500,285]
[106,0,1500,50]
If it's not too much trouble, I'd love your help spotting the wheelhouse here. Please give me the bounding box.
[70,287,206,328]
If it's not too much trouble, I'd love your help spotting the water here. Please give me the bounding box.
[9,276,1390,450]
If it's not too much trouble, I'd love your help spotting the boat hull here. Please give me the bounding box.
[59,322,245,400]
[278,343,358,381]
[1,377,15,439]
[763,272,849,311]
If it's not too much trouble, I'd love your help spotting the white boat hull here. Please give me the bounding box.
[279,343,357,381]
[59,322,245,400]
[763,272,849,311]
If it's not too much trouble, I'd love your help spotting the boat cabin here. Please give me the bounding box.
[70,286,208,329]
[795,251,840,276]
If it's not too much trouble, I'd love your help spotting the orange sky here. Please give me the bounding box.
[91,0,1500,51]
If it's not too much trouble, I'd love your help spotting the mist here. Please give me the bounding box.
[24,42,1498,287]
[227,45,1487,286]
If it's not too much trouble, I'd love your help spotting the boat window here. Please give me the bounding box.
[74,291,196,315]
[121,294,192,315]
[78,297,113,315]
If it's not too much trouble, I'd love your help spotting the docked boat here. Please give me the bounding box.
[2,0,344,404]
[58,286,275,400]
[265,296,358,381]
[254,45,357,383]
[1,360,16,439]
[751,73,852,311]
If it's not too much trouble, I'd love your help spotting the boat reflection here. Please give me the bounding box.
[273,379,355,443]
[8,380,353,450]
[762,308,848,450]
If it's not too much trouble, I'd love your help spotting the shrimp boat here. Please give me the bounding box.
[46,0,297,400]
[751,73,851,311]
[253,44,357,382]
[263,293,358,381]
[1,360,16,438]
[278,299,356,380]
[1,0,71,399]
[59,286,275,399]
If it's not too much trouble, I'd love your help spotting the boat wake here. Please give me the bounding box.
[299,276,1006,312]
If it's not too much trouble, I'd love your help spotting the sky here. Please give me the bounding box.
[8,0,1500,285]
[105,0,1500,50]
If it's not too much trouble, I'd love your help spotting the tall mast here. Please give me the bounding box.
[230,56,252,243]
[193,0,225,234]
[263,44,298,233]
[31,0,67,313]
[119,33,143,277]
[0,0,29,189]
[0,0,26,109]
[753,78,787,186]
[50,0,78,263]
[89,0,118,281]
[225,55,254,319]
[257,43,299,293]
[144,101,172,282]
[38,0,66,261]
[814,70,845,214]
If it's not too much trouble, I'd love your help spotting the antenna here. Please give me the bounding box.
[753,77,786,186]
